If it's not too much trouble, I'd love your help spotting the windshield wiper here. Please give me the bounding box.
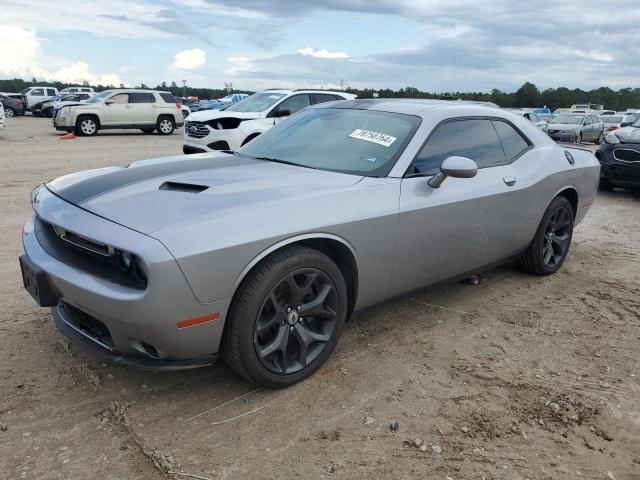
[251,156,301,167]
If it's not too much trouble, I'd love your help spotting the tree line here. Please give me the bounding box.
[2,78,639,111]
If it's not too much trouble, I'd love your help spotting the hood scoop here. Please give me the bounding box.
[159,181,209,193]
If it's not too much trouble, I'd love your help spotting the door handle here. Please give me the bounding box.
[503,176,517,186]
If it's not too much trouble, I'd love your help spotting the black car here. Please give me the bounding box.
[32,93,92,118]
[596,118,640,191]
[0,94,27,117]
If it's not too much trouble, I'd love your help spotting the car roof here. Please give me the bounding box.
[311,98,501,116]
[258,89,348,95]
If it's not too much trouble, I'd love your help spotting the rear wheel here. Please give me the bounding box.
[596,131,604,144]
[519,196,574,276]
[75,116,99,136]
[222,245,348,388]
[156,116,175,135]
[4,107,15,118]
[576,132,583,144]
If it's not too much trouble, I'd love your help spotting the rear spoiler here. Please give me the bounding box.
[557,143,592,152]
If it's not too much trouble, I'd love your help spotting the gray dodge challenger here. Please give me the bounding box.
[20,99,600,387]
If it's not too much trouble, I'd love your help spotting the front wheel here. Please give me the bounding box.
[519,196,574,276]
[222,245,348,388]
[75,116,99,136]
[156,116,175,135]
[4,107,15,118]
[576,132,583,144]
[596,131,604,145]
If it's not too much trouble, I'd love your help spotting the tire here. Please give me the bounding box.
[4,107,15,118]
[598,179,614,192]
[140,128,155,134]
[182,110,189,119]
[43,107,53,118]
[519,196,574,276]
[75,115,99,136]
[576,132,583,144]
[222,245,348,388]
[156,116,175,135]
[33,111,42,118]
[596,131,604,145]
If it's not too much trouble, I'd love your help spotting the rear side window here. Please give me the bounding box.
[160,93,176,103]
[47,89,56,96]
[412,119,506,175]
[312,93,340,104]
[129,92,156,103]
[492,120,530,162]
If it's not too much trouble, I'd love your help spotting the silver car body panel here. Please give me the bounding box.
[22,100,600,365]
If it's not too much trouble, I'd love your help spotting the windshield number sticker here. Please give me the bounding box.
[349,129,397,147]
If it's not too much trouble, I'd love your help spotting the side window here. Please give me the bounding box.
[492,121,531,162]
[79,94,89,100]
[110,93,129,104]
[311,93,339,105]
[412,119,506,175]
[274,94,311,116]
[129,92,155,103]
[47,89,56,96]
[30,88,44,96]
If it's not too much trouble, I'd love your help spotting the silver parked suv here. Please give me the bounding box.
[53,89,184,136]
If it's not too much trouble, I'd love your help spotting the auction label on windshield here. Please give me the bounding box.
[349,129,397,147]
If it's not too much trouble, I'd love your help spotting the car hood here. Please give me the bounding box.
[188,109,260,122]
[46,153,363,234]
[547,123,579,131]
[609,126,640,143]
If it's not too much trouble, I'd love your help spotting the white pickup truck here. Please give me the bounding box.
[20,86,59,110]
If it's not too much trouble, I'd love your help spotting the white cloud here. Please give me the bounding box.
[170,48,207,70]
[297,47,349,59]
[0,27,125,86]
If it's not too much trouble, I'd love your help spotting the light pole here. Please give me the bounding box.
[182,80,187,98]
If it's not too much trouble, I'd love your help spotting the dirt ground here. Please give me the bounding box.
[1,116,639,480]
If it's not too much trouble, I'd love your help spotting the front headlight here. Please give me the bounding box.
[605,133,620,144]
[30,184,44,208]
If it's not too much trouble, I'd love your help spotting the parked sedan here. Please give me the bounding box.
[596,117,640,191]
[547,113,604,144]
[601,115,624,134]
[506,109,548,132]
[0,94,27,117]
[20,100,599,387]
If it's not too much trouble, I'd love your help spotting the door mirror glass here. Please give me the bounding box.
[428,156,478,188]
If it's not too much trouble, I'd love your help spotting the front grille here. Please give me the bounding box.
[207,140,230,150]
[185,121,210,139]
[35,217,147,290]
[613,148,640,163]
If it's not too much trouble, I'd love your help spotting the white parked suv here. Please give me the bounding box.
[53,89,184,136]
[0,100,5,131]
[59,87,95,94]
[183,89,355,153]
[20,86,58,110]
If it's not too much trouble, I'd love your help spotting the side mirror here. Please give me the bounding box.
[273,109,290,118]
[428,156,478,189]
[105,100,114,105]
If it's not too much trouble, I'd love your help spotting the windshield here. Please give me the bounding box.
[632,118,640,127]
[238,108,421,176]
[553,114,584,125]
[85,91,112,104]
[225,92,286,112]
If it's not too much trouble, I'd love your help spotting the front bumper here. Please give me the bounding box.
[548,130,578,142]
[597,143,640,188]
[22,188,231,367]
[183,121,245,152]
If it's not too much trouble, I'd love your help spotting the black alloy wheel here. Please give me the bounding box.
[254,268,339,374]
[542,207,572,269]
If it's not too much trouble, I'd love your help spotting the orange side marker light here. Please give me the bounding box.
[177,313,220,329]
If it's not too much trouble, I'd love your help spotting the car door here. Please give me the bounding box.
[129,92,157,125]
[391,118,534,295]
[103,93,133,125]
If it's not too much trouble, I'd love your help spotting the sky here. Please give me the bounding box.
[1,0,639,93]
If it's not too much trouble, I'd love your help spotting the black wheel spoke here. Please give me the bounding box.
[551,233,570,253]
[292,321,330,366]
[259,324,289,359]
[299,284,336,318]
